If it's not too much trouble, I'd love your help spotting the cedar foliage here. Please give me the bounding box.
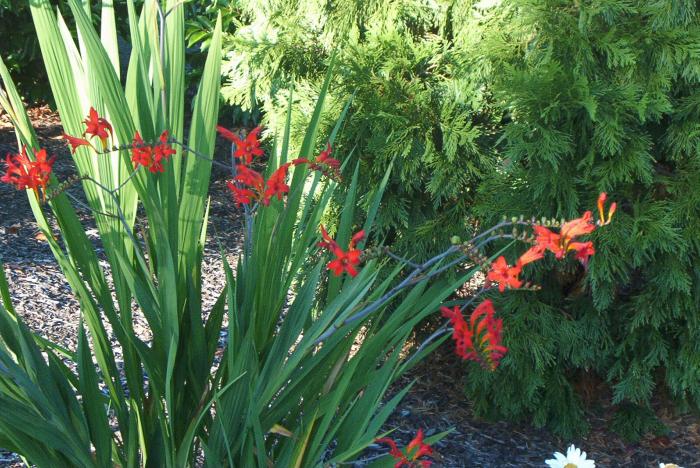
[467,0,700,439]
[219,0,495,256]
[205,0,700,440]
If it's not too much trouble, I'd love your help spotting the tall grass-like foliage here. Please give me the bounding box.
[0,1,507,465]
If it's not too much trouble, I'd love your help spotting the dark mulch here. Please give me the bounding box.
[1,107,698,467]
[363,349,700,467]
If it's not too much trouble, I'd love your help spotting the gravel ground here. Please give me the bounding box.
[1,108,699,467]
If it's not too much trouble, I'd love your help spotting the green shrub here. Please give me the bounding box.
[0,0,135,104]
[466,0,700,440]
[0,0,58,103]
[217,0,495,258]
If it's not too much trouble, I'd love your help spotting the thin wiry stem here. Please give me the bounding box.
[384,249,420,269]
[403,321,451,368]
[313,235,518,345]
[113,168,140,193]
[65,192,119,220]
[460,286,488,313]
[312,245,460,345]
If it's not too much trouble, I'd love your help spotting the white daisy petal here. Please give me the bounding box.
[544,444,595,468]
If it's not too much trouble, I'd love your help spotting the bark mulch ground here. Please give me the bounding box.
[1,107,699,467]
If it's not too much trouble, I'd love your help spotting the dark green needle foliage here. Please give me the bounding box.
[466,0,700,440]
[218,0,496,258]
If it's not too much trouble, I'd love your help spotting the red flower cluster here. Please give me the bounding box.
[533,211,596,262]
[440,300,506,370]
[63,108,177,175]
[376,429,434,468]
[131,131,176,173]
[216,126,264,164]
[318,225,364,277]
[486,193,616,291]
[225,163,291,207]
[218,124,342,208]
[292,142,341,180]
[442,193,616,369]
[1,146,55,199]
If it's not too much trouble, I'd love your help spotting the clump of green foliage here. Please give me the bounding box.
[0,0,58,102]
[0,0,134,104]
[466,0,700,440]
[218,0,495,257]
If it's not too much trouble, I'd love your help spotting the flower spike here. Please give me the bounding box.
[217,125,264,164]
[1,146,55,201]
[441,299,506,370]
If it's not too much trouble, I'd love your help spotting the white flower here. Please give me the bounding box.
[659,464,684,468]
[545,444,595,468]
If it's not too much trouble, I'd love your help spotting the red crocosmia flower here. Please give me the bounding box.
[217,125,264,164]
[313,142,340,168]
[470,300,507,370]
[131,131,175,173]
[533,212,596,259]
[406,429,433,461]
[311,143,341,179]
[318,225,339,251]
[441,300,507,370]
[560,211,595,241]
[597,192,617,225]
[131,132,154,170]
[320,226,364,277]
[377,429,434,468]
[327,246,362,277]
[570,241,595,266]
[82,107,113,147]
[227,164,292,207]
[151,131,176,172]
[349,229,365,249]
[234,165,264,190]
[518,245,544,267]
[262,163,291,205]
[226,181,257,207]
[1,147,55,200]
[376,437,403,459]
[62,133,93,154]
[291,143,341,179]
[533,225,562,256]
[440,305,476,362]
[486,256,523,293]
[215,125,239,142]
